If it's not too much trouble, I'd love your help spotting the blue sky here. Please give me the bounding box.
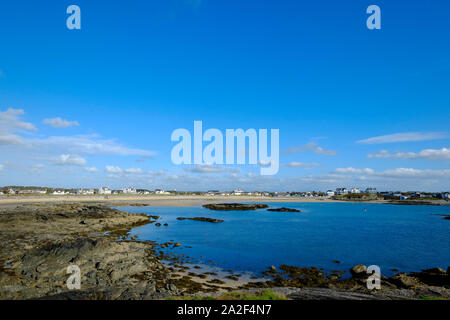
[0,0,449,191]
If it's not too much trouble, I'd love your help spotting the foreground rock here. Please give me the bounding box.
[203,203,268,211]
[0,203,179,299]
[177,217,224,223]
[350,264,367,278]
[267,207,301,212]
[1,238,174,300]
[241,264,450,300]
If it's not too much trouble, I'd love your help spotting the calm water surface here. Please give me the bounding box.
[119,202,450,277]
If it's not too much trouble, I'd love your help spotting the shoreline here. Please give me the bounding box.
[0,201,448,300]
[1,195,448,208]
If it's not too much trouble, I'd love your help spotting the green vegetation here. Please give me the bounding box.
[335,193,379,200]
[419,296,448,300]
[170,290,287,300]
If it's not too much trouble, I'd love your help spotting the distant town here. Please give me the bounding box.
[0,186,449,201]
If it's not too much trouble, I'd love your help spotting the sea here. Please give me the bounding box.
[118,202,450,277]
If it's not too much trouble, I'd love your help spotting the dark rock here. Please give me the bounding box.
[267,207,301,212]
[203,203,268,211]
[350,265,367,278]
[410,268,450,287]
[421,267,446,274]
[389,273,422,288]
[177,217,224,223]
[155,223,161,227]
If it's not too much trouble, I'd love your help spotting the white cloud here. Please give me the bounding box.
[0,108,36,146]
[43,117,79,128]
[124,168,143,174]
[106,165,123,173]
[335,167,450,179]
[335,167,375,174]
[84,167,99,173]
[0,108,36,132]
[374,168,450,178]
[0,108,156,160]
[0,133,26,145]
[183,165,239,173]
[368,148,450,160]
[29,135,156,157]
[282,142,337,156]
[357,132,448,144]
[298,173,348,184]
[105,166,146,175]
[53,154,87,166]
[30,163,45,174]
[283,162,321,168]
[0,164,4,172]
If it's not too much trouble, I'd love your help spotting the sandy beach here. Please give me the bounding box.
[1,194,448,208]
[0,194,392,207]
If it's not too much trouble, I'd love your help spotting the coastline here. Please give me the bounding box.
[0,201,448,300]
[1,194,448,208]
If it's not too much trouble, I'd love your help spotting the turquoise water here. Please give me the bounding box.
[121,202,450,277]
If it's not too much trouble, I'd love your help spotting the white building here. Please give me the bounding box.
[233,189,244,196]
[336,188,348,195]
[350,188,361,194]
[99,187,112,195]
[77,189,95,195]
[155,189,170,195]
[52,190,66,195]
[123,187,137,194]
[326,190,335,196]
[365,187,377,194]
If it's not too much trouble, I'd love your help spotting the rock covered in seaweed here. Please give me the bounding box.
[267,207,301,212]
[177,217,224,223]
[203,203,268,211]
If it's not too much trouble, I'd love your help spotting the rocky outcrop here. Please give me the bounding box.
[267,207,301,212]
[0,203,177,300]
[350,264,367,279]
[203,203,269,211]
[410,268,449,287]
[177,217,224,223]
[1,237,175,299]
[388,273,422,289]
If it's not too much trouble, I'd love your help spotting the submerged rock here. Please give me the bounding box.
[267,207,301,212]
[177,217,224,223]
[203,203,268,211]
